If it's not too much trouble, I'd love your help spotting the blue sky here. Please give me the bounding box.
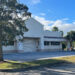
[19,0,75,35]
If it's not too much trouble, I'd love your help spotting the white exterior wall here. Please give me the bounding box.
[17,41,24,53]
[2,18,68,53]
[17,18,44,52]
[3,46,15,51]
[3,46,16,53]
[39,37,44,50]
[44,43,62,51]
[67,41,70,51]
[43,30,65,51]
[44,30,62,37]
[3,41,17,53]
[44,38,66,42]
[43,38,63,51]
[24,18,44,38]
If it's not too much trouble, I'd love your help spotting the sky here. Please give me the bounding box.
[19,0,75,35]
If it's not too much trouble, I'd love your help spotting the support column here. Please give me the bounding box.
[17,41,24,53]
[14,41,18,52]
[67,41,70,51]
[39,37,44,51]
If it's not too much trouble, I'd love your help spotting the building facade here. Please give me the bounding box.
[3,18,70,53]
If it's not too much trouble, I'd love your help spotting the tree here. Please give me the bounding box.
[65,31,75,49]
[0,0,31,61]
[52,26,59,31]
[62,42,66,50]
[52,27,64,36]
[60,31,64,36]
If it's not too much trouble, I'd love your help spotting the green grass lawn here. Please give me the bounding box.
[0,56,75,70]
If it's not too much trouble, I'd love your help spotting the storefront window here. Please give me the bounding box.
[44,41,50,46]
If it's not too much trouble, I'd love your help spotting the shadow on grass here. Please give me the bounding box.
[0,59,74,73]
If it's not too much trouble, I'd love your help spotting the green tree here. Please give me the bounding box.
[62,42,66,50]
[52,26,59,31]
[60,31,64,36]
[65,31,75,49]
[0,0,31,61]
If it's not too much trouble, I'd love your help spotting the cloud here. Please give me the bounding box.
[51,20,75,34]
[19,0,41,5]
[33,15,54,30]
[33,15,75,35]
[62,18,69,21]
[40,13,46,16]
[31,0,41,4]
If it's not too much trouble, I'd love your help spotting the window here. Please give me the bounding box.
[51,42,60,45]
[44,41,50,46]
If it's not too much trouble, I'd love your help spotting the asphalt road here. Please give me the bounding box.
[4,51,75,61]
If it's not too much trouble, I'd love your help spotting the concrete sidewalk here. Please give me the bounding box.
[3,51,75,61]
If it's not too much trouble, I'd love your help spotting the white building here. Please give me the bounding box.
[3,18,70,53]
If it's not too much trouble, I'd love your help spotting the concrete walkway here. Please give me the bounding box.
[4,51,75,61]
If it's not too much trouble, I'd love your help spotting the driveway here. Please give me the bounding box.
[3,51,75,61]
